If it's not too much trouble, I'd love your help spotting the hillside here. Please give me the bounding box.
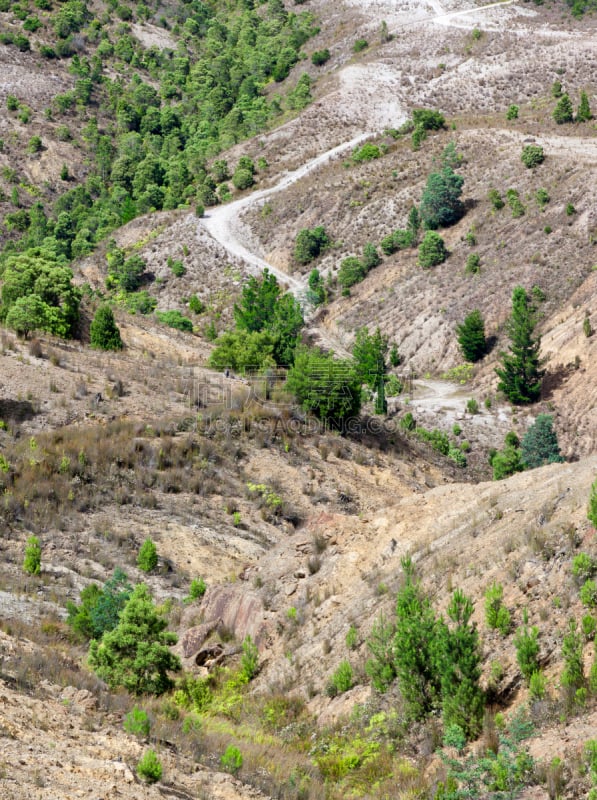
[1,0,597,798]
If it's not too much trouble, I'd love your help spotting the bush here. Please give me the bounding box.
[124,707,151,738]
[521,415,563,468]
[352,142,381,163]
[232,167,254,190]
[311,48,330,66]
[465,253,481,274]
[338,256,365,288]
[488,188,504,210]
[506,104,519,120]
[137,749,162,783]
[412,108,446,130]
[221,745,243,774]
[521,145,545,169]
[352,38,368,52]
[418,231,447,268]
[485,583,511,635]
[420,166,464,229]
[513,618,539,684]
[294,226,329,264]
[155,310,193,332]
[23,535,41,575]
[553,93,574,124]
[588,477,597,528]
[573,553,597,584]
[89,584,180,695]
[330,660,353,694]
[27,135,43,153]
[90,305,123,350]
[457,310,486,362]
[137,538,158,572]
[169,258,185,277]
[580,580,597,609]
[241,634,259,680]
[187,577,206,600]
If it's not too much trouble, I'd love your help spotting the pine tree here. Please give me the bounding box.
[521,414,564,468]
[439,590,484,739]
[456,310,486,362]
[553,93,574,124]
[420,166,464,229]
[23,535,41,575]
[90,305,123,350]
[352,327,388,390]
[88,584,180,695]
[495,286,544,404]
[577,91,592,122]
[393,557,442,719]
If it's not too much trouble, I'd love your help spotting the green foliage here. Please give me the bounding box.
[412,108,446,130]
[506,104,519,120]
[443,723,467,753]
[90,305,123,350]
[346,624,358,650]
[352,142,381,163]
[23,535,41,575]
[294,226,329,264]
[362,242,381,270]
[107,249,146,292]
[67,568,132,641]
[588,477,597,528]
[187,578,207,601]
[400,412,416,431]
[488,188,505,210]
[520,145,544,168]
[420,166,464,229]
[286,346,362,426]
[496,286,543,404]
[484,583,511,635]
[535,188,550,209]
[232,167,254,190]
[580,580,597,609]
[221,745,243,774]
[232,269,303,365]
[553,93,574,124]
[492,444,524,480]
[307,268,325,306]
[338,256,365,288]
[27,135,43,154]
[209,330,275,373]
[561,618,585,691]
[352,327,387,390]
[529,670,547,700]
[125,291,156,315]
[415,426,450,455]
[577,91,592,122]
[457,310,486,362]
[365,612,397,692]
[311,48,330,66]
[573,553,597,584]
[124,707,151,738]
[136,749,162,783]
[513,619,540,684]
[137,538,158,572]
[329,660,354,694]
[88,584,180,695]
[352,38,368,53]
[418,231,448,268]
[507,188,525,217]
[465,253,480,274]
[155,310,193,332]
[168,258,185,278]
[521,414,563,468]
[1,250,81,339]
[240,635,259,680]
[188,294,205,315]
[287,73,312,110]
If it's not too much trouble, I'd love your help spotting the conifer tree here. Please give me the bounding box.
[90,305,123,350]
[495,286,543,404]
[456,310,486,362]
[553,93,574,124]
[521,414,564,468]
[577,91,592,122]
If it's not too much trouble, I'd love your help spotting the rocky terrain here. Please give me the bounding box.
[1,0,597,798]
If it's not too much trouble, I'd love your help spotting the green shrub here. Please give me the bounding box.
[457,310,486,362]
[573,553,597,584]
[7,95,19,111]
[169,258,186,277]
[580,580,597,609]
[488,188,505,210]
[330,660,354,694]
[418,231,447,268]
[352,38,368,52]
[485,583,511,635]
[400,412,416,431]
[155,310,193,332]
[588,478,597,528]
[466,397,479,414]
[521,145,545,169]
[232,167,254,190]
[443,723,466,752]
[581,614,597,641]
[90,305,123,351]
[352,142,381,163]
[514,617,539,684]
[506,188,525,217]
[346,625,358,650]
[529,670,547,700]
[566,202,576,216]
[553,93,574,124]
[27,135,43,153]
[126,291,157,316]
[465,253,481,274]
[294,226,329,264]
[23,535,41,575]
[124,707,151,738]
[137,538,158,572]
[506,104,519,120]
[221,745,243,774]
[188,294,205,314]
[412,108,446,130]
[448,447,467,468]
[535,188,550,209]
[338,256,365,288]
[187,577,206,601]
[420,166,464,229]
[311,48,330,66]
[561,618,585,692]
[241,634,259,680]
[521,414,563,468]
[137,749,162,783]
